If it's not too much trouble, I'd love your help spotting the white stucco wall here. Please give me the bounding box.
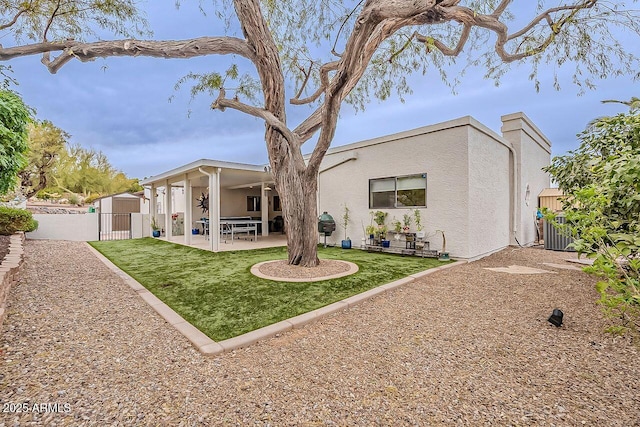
[317,114,548,260]
[27,214,99,241]
[318,120,472,258]
[467,125,512,259]
[501,113,552,246]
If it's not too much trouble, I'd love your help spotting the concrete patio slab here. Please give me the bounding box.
[484,265,557,274]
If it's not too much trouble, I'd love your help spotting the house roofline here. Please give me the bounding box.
[140,158,269,186]
[306,115,510,158]
[91,191,143,202]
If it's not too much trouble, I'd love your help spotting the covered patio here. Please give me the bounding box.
[160,233,287,252]
[141,159,286,252]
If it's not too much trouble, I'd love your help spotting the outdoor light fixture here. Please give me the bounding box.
[548,308,564,327]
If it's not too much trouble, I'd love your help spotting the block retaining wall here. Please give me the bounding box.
[0,232,25,328]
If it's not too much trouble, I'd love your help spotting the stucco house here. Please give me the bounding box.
[142,112,551,260]
[316,112,551,260]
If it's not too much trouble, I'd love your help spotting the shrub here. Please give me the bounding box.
[67,193,81,205]
[83,193,101,205]
[544,106,640,336]
[0,206,38,235]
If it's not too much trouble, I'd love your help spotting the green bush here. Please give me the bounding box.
[67,193,81,206]
[83,193,101,205]
[0,206,38,235]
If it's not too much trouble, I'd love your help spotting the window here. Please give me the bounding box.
[369,174,426,208]
[273,195,281,211]
[247,196,261,211]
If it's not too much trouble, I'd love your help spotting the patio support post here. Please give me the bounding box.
[150,184,157,235]
[261,183,269,237]
[183,174,192,245]
[164,179,173,240]
[209,169,221,251]
[200,167,220,252]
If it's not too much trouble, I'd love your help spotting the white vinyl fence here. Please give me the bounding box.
[27,213,150,241]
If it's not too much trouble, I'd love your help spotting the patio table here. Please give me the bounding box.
[194,219,260,243]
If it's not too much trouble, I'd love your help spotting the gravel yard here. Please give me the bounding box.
[1,240,639,426]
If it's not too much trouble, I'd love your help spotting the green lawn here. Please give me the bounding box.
[89,238,447,341]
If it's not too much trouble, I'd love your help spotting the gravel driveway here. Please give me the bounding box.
[1,240,639,426]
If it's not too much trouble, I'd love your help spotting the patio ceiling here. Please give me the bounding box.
[140,159,274,189]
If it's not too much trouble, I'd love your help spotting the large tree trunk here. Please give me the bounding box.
[272,145,320,267]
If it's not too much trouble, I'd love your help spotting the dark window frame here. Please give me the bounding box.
[247,195,261,212]
[369,173,427,209]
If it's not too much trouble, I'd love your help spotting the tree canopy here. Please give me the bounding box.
[0,89,31,195]
[50,144,142,199]
[1,1,639,265]
[19,120,68,198]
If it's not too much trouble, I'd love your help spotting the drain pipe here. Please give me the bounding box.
[491,138,520,244]
[198,167,221,252]
[505,143,519,244]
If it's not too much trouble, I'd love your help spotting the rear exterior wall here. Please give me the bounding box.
[318,125,471,258]
[467,127,511,259]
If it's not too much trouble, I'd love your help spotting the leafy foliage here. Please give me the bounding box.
[0,90,32,195]
[543,106,640,335]
[1,0,149,43]
[0,206,38,235]
[19,120,68,198]
[51,143,142,197]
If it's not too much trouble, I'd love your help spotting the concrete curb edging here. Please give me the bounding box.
[0,232,26,328]
[86,242,465,356]
[250,259,359,282]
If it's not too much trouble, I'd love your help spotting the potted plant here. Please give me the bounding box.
[373,210,387,227]
[379,225,390,247]
[151,216,161,238]
[341,204,351,249]
[365,224,376,245]
[402,212,412,233]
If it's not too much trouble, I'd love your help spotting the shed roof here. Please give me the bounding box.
[538,188,565,198]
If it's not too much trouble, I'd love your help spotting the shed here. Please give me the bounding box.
[538,188,565,212]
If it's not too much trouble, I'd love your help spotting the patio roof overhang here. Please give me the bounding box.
[140,158,273,190]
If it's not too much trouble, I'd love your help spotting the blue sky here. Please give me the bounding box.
[5,2,639,180]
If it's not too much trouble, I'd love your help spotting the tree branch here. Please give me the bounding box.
[0,5,32,31]
[507,2,596,41]
[491,0,512,18]
[290,61,339,105]
[0,37,256,74]
[212,89,299,150]
[42,0,62,42]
